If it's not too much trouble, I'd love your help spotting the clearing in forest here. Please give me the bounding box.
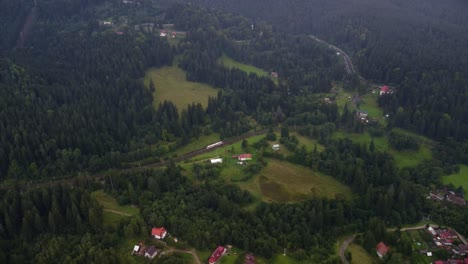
[91,190,139,227]
[218,54,270,78]
[144,66,218,111]
[442,165,468,199]
[251,160,352,203]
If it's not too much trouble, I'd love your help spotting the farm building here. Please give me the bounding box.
[145,246,159,259]
[151,227,167,239]
[209,246,227,264]
[376,242,389,259]
[380,85,391,96]
[210,158,223,164]
[238,154,253,161]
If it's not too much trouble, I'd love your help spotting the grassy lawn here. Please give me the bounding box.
[197,249,212,263]
[218,54,269,77]
[442,164,468,198]
[252,160,352,203]
[219,255,239,264]
[144,66,218,111]
[348,243,375,264]
[332,130,432,169]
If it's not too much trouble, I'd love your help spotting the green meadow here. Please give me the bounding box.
[144,66,218,111]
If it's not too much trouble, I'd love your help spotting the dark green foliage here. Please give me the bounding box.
[388,131,419,151]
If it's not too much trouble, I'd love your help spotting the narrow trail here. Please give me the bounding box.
[339,235,356,264]
[161,248,201,264]
[103,209,132,216]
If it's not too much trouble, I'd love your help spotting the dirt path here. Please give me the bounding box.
[161,248,201,264]
[339,235,356,264]
[103,209,132,216]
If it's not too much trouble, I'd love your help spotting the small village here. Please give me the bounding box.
[375,226,468,264]
[131,226,257,263]
[429,190,466,207]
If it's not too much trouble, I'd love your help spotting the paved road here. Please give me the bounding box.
[309,35,357,76]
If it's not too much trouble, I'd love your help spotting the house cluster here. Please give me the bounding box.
[131,227,167,259]
[209,246,227,264]
[428,190,466,206]
[131,243,160,259]
[434,259,468,264]
[425,226,468,263]
[232,153,253,165]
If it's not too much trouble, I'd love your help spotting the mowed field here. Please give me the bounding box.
[144,66,218,110]
[442,164,468,199]
[218,54,269,77]
[252,160,352,203]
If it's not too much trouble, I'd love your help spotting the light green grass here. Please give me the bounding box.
[291,132,325,152]
[251,160,352,203]
[219,255,239,264]
[172,133,221,156]
[145,66,218,111]
[92,190,139,215]
[348,243,375,264]
[197,250,211,263]
[218,54,269,77]
[360,93,384,118]
[332,131,432,169]
[442,165,468,198]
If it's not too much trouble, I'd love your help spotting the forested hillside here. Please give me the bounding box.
[184,0,468,151]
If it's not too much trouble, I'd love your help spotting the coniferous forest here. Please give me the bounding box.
[1,0,468,263]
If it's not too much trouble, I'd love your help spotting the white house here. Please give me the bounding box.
[210,158,223,164]
[272,144,280,151]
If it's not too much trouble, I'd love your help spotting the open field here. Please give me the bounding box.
[144,66,218,110]
[252,160,352,203]
[218,54,269,77]
[348,243,375,264]
[442,164,468,198]
[332,130,432,169]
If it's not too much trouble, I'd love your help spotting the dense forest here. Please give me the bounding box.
[183,0,468,158]
[1,0,468,263]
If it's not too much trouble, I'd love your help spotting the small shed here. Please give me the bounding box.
[272,144,280,151]
[210,158,223,164]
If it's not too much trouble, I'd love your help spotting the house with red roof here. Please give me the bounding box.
[238,154,252,161]
[151,227,167,239]
[209,246,226,264]
[464,258,468,264]
[376,242,389,259]
[379,85,391,96]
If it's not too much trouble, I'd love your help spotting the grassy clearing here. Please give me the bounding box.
[197,250,211,263]
[218,54,269,77]
[144,66,218,111]
[219,255,239,264]
[332,131,432,169]
[291,132,325,152]
[442,165,468,198]
[92,190,139,215]
[348,243,375,264]
[253,160,352,203]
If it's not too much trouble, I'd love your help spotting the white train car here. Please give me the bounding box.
[206,141,223,149]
